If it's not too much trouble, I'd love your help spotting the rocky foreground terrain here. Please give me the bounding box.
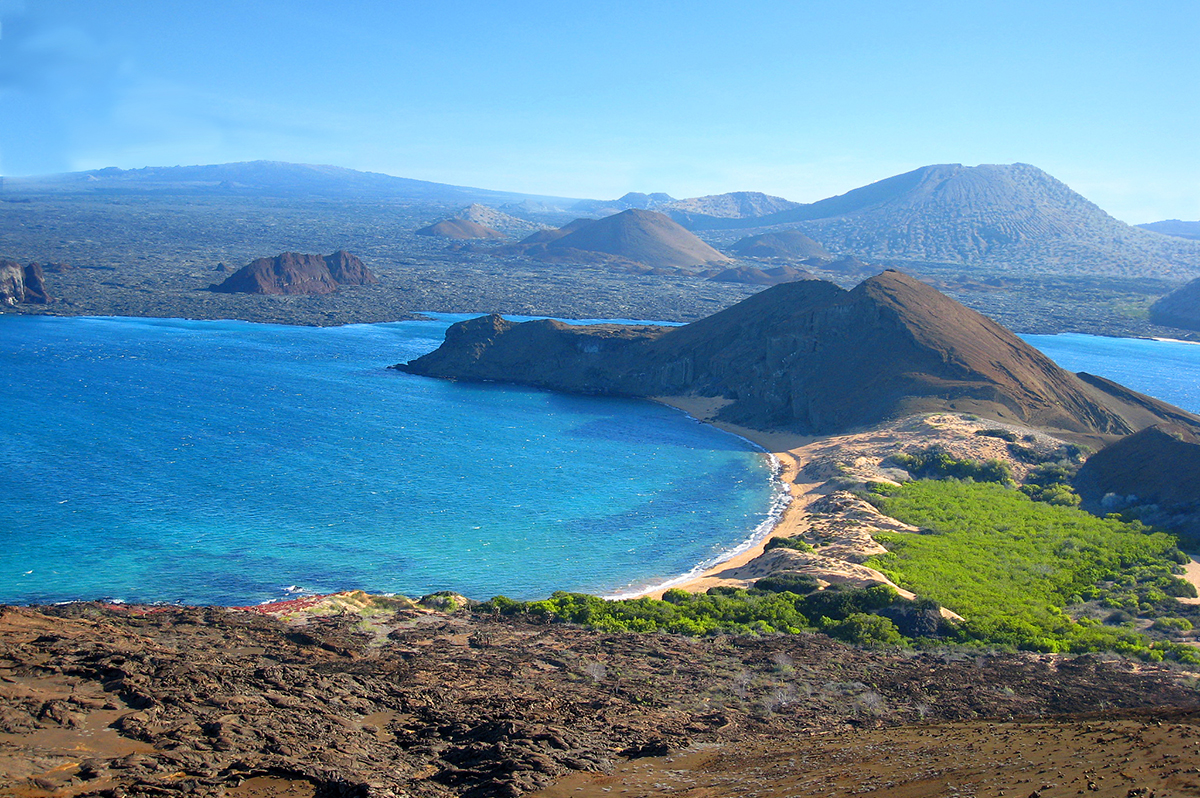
[2,598,1198,798]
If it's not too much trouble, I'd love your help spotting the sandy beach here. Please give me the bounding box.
[646,396,918,599]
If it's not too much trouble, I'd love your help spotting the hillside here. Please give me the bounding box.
[730,230,832,260]
[681,164,1200,278]
[1140,220,1200,241]
[664,191,800,220]
[517,209,732,270]
[1149,277,1200,330]
[454,203,544,236]
[399,270,1198,436]
[415,218,506,240]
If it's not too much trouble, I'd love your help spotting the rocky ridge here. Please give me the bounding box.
[399,270,1199,437]
[2,599,1196,798]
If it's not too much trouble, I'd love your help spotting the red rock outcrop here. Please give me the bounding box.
[210,251,376,295]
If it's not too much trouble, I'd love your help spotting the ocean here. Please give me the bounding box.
[3,316,1198,607]
[0,314,782,606]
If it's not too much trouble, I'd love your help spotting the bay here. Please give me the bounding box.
[0,315,779,606]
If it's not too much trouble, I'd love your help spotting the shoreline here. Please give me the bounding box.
[636,397,823,598]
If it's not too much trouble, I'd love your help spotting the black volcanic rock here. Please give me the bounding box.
[399,270,1199,436]
[210,251,376,295]
[731,230,831,260]
[1149,278,1200,331]
[21,263,51,303]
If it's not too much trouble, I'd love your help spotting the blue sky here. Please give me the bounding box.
[0,0,1196,223]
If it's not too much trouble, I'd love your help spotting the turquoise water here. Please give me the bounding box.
[4,319,1197,608]
[1022,333,1200,414]
[0,315,781,606]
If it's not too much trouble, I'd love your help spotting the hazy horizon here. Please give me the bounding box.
[0,0,1196,224]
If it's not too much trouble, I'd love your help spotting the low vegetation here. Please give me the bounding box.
[868,480,1198,661]
[480,583,940,647]
[476,450,1198,665]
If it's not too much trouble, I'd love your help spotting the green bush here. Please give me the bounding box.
[825,612,904,647]
[868,480,1192,658]
[975,428,1018,442]
[889,447,1013,485]
[1151,616,1194,633]
[754,573,820,594]
[764,536,815,553]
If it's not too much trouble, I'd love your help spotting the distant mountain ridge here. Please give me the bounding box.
[0,161,580,206]
[8,160,1198,278]
[1139,220,1200,241]
[677,164,1200,278]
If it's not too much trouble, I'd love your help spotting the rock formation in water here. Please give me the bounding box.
[1075,423,1200,540]
[398,270,1200,437]
[415,218,507,240]
[0,259,53,305]
[210,251,376,295]
[1149,278,1200,331]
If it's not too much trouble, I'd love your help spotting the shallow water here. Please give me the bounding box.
[0,315,779,605]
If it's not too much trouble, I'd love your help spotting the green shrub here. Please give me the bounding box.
[975,428,1018,442]
[824,613,904,647]
[764,536,815,553]
[889,447,1013,485]
[868,480,1191,658]
[754,573,820,594]
[1151,616,1194,633]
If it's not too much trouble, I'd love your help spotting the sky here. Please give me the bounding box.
[0,0,1196,224]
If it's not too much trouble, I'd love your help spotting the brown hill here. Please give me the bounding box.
[542,209,731,270]
[708,264,817,286]
[210,251,376,295]
[415,218,506,239]
[1074,424,1200,539]
[517,217,597,246]
[1149,278,1200,331]
[731,230,832,260]
[398,270,1198,437]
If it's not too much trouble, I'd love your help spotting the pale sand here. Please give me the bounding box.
[645,397,914,600]
[1179,557,1200,605]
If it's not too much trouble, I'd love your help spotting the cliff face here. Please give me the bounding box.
[1,260,52,305]
[210,251,376,295]
[399,270,1200,437]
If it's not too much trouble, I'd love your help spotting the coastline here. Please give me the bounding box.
[639,397,822,598]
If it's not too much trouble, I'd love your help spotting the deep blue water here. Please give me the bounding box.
[0,314,780,606]
[1022,333,1200,414]
[3,318,1198,608]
